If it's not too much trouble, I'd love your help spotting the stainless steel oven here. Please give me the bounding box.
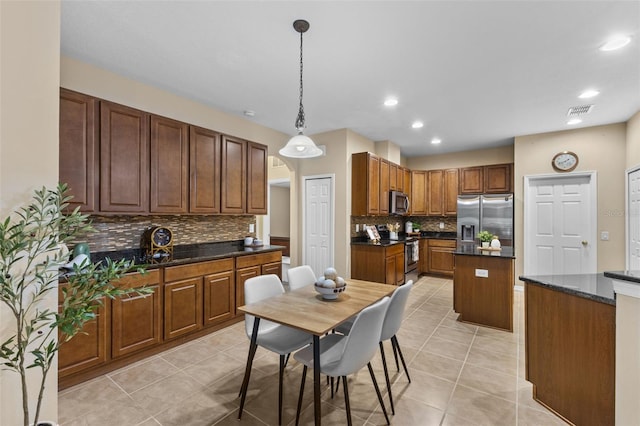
[405,239,419,273]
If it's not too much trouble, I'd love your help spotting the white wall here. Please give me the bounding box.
[0,1,61,424]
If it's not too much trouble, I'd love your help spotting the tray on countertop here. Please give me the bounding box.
[478,246,502,251]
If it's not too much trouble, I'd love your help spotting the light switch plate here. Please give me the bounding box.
[475,269,489,278]
[601,231,609,241]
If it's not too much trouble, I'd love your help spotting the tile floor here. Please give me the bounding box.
[58,276,566,426]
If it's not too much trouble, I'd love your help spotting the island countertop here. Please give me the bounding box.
[454,244,515,259]
[519,273,615,306]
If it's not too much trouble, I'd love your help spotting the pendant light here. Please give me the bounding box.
[279,19,323,159]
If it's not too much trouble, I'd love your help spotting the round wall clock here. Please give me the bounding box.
[141,226,174,263]
[552,151,579,172]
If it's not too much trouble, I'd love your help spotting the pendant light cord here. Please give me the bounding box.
[295,30,306,131]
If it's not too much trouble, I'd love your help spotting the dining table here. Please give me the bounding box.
[237,278,397,425]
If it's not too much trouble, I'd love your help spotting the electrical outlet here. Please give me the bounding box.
[475,269,489,278]
[439,222,445,229]
[355,224,359,232]
[249,223,255,233]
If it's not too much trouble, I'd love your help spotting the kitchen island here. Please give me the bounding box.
[453,245,515,331]
[519,273,615,426]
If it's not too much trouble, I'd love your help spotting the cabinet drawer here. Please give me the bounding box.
[113,269,161,289]
[164,258,234,282]
[235,251,282,269]
[385,243,404,256]
[428,239,456,248]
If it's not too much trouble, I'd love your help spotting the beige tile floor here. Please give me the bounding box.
[58,276,566,426]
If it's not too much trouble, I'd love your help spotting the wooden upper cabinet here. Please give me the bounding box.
[379,159,390,215]
[459,166,483,194]
[484,163,513,193]
[427,170,445,216]
[189,126,221,213]
[410,170,427,215]
[389,163,398,191]
[59,89,99,212]
[221,136,247,214]
[351,152,380,215]
[247,142,268,214]
[403,167,411,196]
[100,101,149,213]
[150,115,189,213]
[444,168,459,215]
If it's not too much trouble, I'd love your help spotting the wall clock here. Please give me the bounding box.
[552,151,579,172]
[141,226,174,263]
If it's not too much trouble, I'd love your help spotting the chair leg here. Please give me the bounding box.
[379,341,395,415]
[330,376,334,399]
[284,352,290,368]
[367,362,390,425]
[342,376,352,426]
[239,318,261,419]
[391,337,401,371]
[392,335,411,383]
[279,354,285,425]
[295,365,307,426]
[334,376,341,396]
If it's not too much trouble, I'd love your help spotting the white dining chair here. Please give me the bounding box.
[335,280,413,414]
[293,296,391,426]
[287,265,317,290]
[238,274,312,425]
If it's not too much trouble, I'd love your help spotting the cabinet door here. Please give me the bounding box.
[395,166,404,193]
[484,163,512,193]
[428,241,456,277]
[351,152,380,215]
[395,253,405,285]
[389,163,398,191]
[410,170,427,215]
[380,159,390,214]
[58,294,109,377]
[150,115,189,213]
[189,126,221,213]
[100,101,149,212]
[164,277,203,340]
[59,89,98,213]
[111,284,162,358]
[235,266,261,311]
[459,166,483,194]
[262,261,282,279]
[221,136,246,214]
[247,142,268,214]
[418,239,429,274]
[444,168,459,215]
[385,255,397,285]
[368,154,381,214]
[427,170,444,216]
[403,167,412,198]
[203,270,235,326]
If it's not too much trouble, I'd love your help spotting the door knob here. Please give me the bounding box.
[581,240,588,246]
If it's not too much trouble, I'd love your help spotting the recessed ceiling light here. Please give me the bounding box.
[384,98,398,107]
[411,121,424,129]
[578,89,600,99]
[431,138,441,144]
[567,118,582,125]
[600,35,631,51]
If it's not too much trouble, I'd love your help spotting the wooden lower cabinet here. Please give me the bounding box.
[164,277,203,340]
[204,269,235,326]
[427,239,456,277]
[234,250,282,312]
[235,266,260,312]
[351,243,404,285]
[111,270,162,358]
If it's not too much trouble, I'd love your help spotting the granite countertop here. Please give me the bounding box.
[86,240,285,268]
[350,231,457,247]
[454,243,516,259]
[519,273,616,306]
[603,270,640,284]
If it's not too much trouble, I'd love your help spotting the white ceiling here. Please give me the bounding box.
[61,1,640,157]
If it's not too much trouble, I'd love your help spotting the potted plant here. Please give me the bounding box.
[477,230,494,248]
[0,184,149,426]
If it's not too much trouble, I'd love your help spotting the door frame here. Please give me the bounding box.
[523,171,598,275]
[626,164,640,269]
[263,178,290,246]
[302,174,335,270]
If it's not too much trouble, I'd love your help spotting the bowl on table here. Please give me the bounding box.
[314,283,347,300]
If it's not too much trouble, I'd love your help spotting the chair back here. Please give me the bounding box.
[287,265,317,290]
[328,296,390,377]
[380,280,413,341]
[244,274,285,336]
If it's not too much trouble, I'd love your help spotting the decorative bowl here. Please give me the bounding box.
[314,283,347,300]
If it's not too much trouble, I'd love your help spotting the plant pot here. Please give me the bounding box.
[481,241,490,248]
[389,232,398,240]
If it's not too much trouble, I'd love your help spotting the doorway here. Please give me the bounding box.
[303,175,334,277]
[524,172,597,275]
[627,166,640,270]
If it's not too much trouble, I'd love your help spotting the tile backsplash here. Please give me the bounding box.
[350,215,456,237]
[73,215,256,253]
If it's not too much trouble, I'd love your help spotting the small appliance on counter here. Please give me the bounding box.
[141,226,174,264]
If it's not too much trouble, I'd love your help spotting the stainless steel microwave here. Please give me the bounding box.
[390,190,409,215]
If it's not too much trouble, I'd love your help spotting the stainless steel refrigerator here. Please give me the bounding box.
[457,194,514,247]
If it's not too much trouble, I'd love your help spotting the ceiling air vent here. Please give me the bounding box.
[567,105,594,116]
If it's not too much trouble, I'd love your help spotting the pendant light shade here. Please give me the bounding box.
[279,19,323,159]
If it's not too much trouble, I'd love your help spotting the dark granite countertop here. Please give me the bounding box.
[87,240,286,268]
[603,270,640,284]
[351,231,457,246]
[519,273,616,306]
[454,244,515,259]
[351,237,407,247]
[419,231,457,239]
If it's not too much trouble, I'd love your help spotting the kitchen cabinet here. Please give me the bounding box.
[203,267,235,327]
[111,270,162,358]
[235,251,283,312]
[59,88,99,213]
[459,163,513,194]
[150,115,189,213]
[351,243,404,285]
[221,135,247,214]
[389,163,398,191]
[99,101,150,213]
[427,169,458,216]
[189,125,221,213]
[247,142,268,214]
[380,159,390,214]
[426,239,456,277]
[402,167,411,196]
[352,152,380,215]
[410,170,427,215]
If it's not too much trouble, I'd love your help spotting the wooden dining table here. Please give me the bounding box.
[237,278,397,425]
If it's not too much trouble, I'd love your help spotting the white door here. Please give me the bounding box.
[524,172,597,275]
[304,176,333,277]
[627,167,640,270]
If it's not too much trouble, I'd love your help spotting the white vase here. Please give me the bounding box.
[491,238,501,248]
[481,241,490,248]
[389,232,398,240]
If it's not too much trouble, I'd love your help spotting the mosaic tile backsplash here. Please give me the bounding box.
[350,215,456,237]
[72,215,257,253]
